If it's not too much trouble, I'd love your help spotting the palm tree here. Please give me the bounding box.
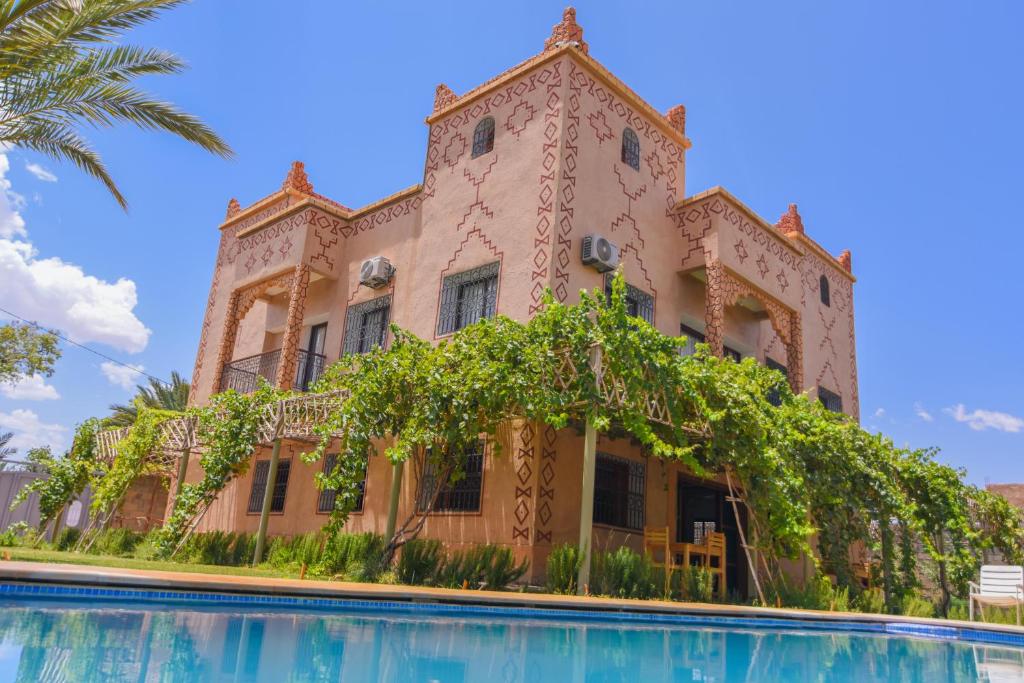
[0,0,231,208]
[106,370,188,426]
[0,431,15,470]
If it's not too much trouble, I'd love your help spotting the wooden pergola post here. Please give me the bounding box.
[385,460,404,543]
[576,341,603,595]
[252,405,284,566]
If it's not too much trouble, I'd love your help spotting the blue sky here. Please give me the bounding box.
[0,0,1021,484]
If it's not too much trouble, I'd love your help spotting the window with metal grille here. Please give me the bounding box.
[437,262,499,336]
[820,275,831,307]
[472,117,495,158]
[818,386,843,413]
[680,323,706,356]
[342,296,391,355]
[604,275,654,324]
[724,346,743,362]
[247,459,290,513]
[621,127,640,171]
[417,441,485,513]
[316,453,366,513]
[766,357,788,406]
[593,452,645,530]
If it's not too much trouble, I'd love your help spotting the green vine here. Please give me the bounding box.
[11,418,104,530]
[153,383,284,557]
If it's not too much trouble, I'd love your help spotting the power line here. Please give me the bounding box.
[0,304,170,387]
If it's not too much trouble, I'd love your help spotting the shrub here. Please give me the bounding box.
[53,527,81,551]
[590,547,657,599]
[0,522,31,547]
[769,574,849,612]
[89,528,146,557]
[677,565,715,603]
[179,531,255,566]
[546,544,581,595]
[900,593,935,618]
[397,539,444,586]
[853,587,887,614]
[319,532,386,581]
[416,544,529,590]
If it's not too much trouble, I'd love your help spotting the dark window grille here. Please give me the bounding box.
[593,452,645,530]
[417,441,485,513]
[820,275,831,307]
[680,323,706,356]
[317,453,366,513]
[437,262,499,336]
[472,117,495,158]
[766,357,788,406]
[604,275,654,324]
[621,127,640,171]
[724,346,743,362]
[247,459,290,513]
[818,386,843,413]
[342,296,391,356]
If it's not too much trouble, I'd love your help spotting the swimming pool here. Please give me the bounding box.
[2,584,1023,681]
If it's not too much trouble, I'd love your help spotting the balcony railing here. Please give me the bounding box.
[220,349,326,394]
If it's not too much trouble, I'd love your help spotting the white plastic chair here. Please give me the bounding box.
[969,565,1024,624]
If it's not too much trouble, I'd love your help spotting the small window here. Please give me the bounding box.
[680,323,706,356]
[317,453,366,514]
[820,275,831,307]
[417,441,485,513]
[593,453,645,530]
[342,296,391,355]
[765,358,788,406]
[437,262,499,336]
[247,459,290,513]
[621,127,640,171]
[471,117,495,158]
[818,387,843,413]
[605,275,654,324]
[724,346,743,362]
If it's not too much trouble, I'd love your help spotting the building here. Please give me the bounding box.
[180,8,858,588]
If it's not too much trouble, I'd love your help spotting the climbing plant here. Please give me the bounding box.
[10,418,104,531]
[153,383,284,557]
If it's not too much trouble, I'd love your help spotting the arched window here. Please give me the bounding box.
[471,117,495,158]
[621,127,640,170]
[819,275,831,307]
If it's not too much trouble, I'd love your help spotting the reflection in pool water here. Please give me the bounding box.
[0,598,1019,682]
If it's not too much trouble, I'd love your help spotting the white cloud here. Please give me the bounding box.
[101,361,144,390]
[946,404,1024,433]
[914,403,934,423]
[873,408,886,418]
[25,163,57,183]
[0,152,151,352]
[0,408,67,452]
[1,374,59,401]
[0,154,26,238]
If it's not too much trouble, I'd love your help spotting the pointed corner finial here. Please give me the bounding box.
[776,203,804,235]
[838,249,852,273]
[544,7,588,55]
[433,83,458,113]
[666,105,686,135]
[282,161,313,194]
[225,197,241,219]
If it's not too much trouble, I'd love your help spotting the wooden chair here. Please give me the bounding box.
[644,526,679,595]
[969,565,1024,624]
[702,531,727,598]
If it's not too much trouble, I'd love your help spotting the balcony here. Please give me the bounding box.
[219,349,327,394]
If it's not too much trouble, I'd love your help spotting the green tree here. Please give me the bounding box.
[105,370,189,427]
[0,322,60,385]
[0,0,232,208]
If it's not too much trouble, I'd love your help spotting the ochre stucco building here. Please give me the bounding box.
[179,8,858,589]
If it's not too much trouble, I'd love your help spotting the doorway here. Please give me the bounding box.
[676,476,747,597]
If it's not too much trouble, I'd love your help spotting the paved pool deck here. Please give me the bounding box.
[2,559,1023,640]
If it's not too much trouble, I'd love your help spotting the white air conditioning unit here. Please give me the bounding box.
[359,256,394,288]
[581,233,620,273]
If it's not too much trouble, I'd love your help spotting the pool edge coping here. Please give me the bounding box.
[3,560,1024,648]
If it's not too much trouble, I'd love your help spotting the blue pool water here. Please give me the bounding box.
[1,595,1022,682]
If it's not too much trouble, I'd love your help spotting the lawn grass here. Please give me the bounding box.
[1,546,297,579]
